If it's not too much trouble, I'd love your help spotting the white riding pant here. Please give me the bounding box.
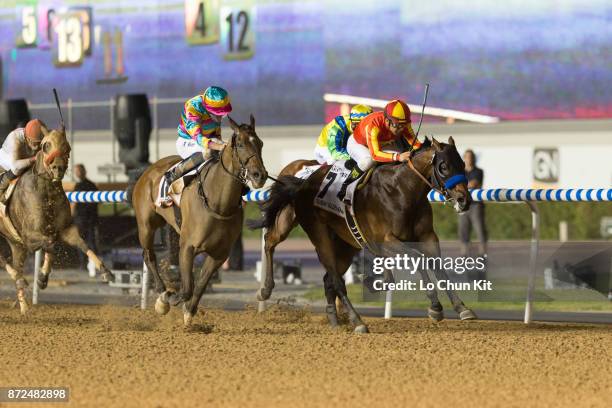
[347,135,401,172]
[313,145,333,165]
[0,150,14,174]
[176,137,222,160]
[347,136,376,171]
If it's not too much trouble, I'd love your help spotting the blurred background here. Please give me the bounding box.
[0,0,610,316]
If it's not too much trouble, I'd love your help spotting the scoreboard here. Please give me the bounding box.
[14,0,255,68]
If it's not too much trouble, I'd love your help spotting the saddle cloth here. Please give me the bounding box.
[155,160,209,208]
[313,161,363,218]
[0,176,23,243]
[294,164,321,180]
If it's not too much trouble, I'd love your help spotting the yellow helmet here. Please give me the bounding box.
[349,104,373,123]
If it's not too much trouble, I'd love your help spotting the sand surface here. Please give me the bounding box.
[0,301,610,407]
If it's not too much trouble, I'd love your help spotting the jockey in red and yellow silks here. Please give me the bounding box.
[338,99,421,200]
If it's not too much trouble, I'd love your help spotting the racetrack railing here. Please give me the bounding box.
[32,188,612,324]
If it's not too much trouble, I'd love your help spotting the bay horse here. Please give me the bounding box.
[131,115,267,326]
[0,124,115,314]
[251,137,477,333]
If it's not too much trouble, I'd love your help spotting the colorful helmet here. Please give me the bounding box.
[25,119,45,142]
[349,104,373,123]
[384,99,411,124]
[203,86,232,116]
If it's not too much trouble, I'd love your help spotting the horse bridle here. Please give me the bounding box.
[196,130,259,219]
[219,131,258,186]
[406,149,467,200]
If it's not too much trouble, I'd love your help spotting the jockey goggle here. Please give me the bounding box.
[385,114,409,129]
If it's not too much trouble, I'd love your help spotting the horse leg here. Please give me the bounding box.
[420,231,477,320]
[37,251,54,290]
[60,225,115,282]
[173,243,195,304]
[137,221,166,294]
[5,242,28,315]
[258,205,297,301]
[332,238,367,333]
[419,269,444,322]
[303,218,367,332]
[323,272,340,327]
[183,255,225,327]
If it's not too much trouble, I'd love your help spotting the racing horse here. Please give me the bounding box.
[0,124,115,314]
[131,115,267,326]
[251,137,477,333]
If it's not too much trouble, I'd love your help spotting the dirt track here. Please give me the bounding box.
[0,301,610,408]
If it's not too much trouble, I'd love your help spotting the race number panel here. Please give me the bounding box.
[220,1,254,60]
[52,12,84,67]
[185,0,220,45]
[15,1,38,48]
[70,7,93,56]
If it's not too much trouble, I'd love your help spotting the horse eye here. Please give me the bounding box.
[440,162,448,173]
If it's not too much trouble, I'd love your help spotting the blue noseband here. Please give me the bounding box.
[444,174,468,190]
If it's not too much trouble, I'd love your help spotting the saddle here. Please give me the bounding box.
[155,158,213,208]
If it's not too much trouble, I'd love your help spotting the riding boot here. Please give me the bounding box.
[337,166,364,203]
[160,153,205,203]
[0,170,17,204]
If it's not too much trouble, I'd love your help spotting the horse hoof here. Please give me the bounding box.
[354,324,369,334]
[18,296,30,316]
[183,306,194,327]
[428,308,444,322]
[256,288,270,301]
[37,278,48,290]
[155,296,170,315]
[103,270,115,283]
[459,309,478,321]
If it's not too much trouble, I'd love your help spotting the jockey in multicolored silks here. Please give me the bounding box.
[314,104,373,165]
[338,99,422,200]
[160,86,232,205]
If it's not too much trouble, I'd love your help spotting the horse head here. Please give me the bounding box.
[430,136,471,213]
[39,124,71,182]
[226,115,268,189]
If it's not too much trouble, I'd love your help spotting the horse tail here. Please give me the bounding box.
[246,176,304,230]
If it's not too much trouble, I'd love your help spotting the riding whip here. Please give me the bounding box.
[52,88,65,128]
[410,83,429,151]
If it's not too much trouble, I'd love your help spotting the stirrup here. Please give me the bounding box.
[156,194,174,208]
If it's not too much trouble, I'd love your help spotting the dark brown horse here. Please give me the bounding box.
[131,115,267,326]
[251,137,476,333]
[0,124,114,314]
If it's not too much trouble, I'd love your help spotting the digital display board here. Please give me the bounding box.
[0,0,610,128]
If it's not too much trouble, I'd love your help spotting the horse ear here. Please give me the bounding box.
[432,137,442,151]
[40,124,50,138]
[250,114,255,129]
[227,116,239,131]
[448,136,455,146]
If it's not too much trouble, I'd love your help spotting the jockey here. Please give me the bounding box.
[338,99,422,200]
[0,119,45,203]
[160,86,232,205]
[314,104,373,165]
